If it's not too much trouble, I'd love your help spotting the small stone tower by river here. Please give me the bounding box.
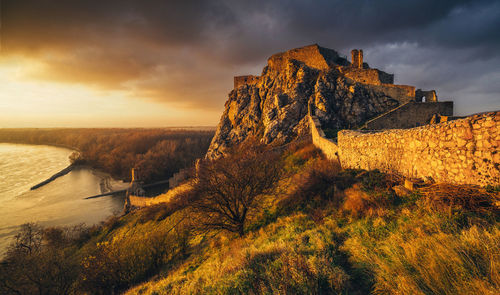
[124,168,145,213]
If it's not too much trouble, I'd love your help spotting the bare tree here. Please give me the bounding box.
[189,140,284,236]
[0,224,80,295]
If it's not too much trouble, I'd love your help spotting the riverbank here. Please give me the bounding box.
[0,128,213,182]
[0,144,128,256]
[1,140,128,192]
[81,165,129,195]
[30,163,125,193]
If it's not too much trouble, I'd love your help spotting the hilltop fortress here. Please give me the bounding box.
[207,44,498,186]
[208,44,456,157]
[129,45,498,210]
[232,45,453,130]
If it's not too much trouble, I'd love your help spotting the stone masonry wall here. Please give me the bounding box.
[337,111,499,186]
[267,44,337,71]
[377,70,395,84]
[309,115,340,162]
[341,68,383,85]
[310,111,499,186]
[340,68,396,86]
[362,101,454,129]
[416,89,438,102]
[129,182,193,207]
[369,84,416,103]
[351,49,363,69]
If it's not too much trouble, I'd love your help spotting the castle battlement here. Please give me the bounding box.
[232,45,443,115]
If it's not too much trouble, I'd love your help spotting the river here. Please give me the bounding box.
[0,143,128,255]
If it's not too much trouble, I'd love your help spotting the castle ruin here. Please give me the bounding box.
[309,111,500,186]
[351,49,363,69]
[233,44,453,129]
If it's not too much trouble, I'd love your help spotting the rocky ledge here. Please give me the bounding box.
[206,44,404,159]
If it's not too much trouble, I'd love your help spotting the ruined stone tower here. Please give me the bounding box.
[351,49,363,69]
[416,89,438,102]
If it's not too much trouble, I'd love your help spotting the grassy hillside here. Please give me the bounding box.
[1,141,498,294]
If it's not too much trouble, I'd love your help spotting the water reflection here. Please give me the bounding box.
[0,143,127,254]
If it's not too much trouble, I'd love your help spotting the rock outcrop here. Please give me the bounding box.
[206,44,419,158]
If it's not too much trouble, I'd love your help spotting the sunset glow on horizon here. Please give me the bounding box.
[1,0,499,127]
[0,56,222,128]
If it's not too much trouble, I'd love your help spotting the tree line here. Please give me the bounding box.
[0,128,214,182]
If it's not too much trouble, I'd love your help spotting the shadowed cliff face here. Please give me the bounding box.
[206,44,400,159]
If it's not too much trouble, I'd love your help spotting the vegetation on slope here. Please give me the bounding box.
[1,141,498,294]
[0,128,213,182]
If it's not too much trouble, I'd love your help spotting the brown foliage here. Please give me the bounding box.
[342,184,393,217]
[286,140,321,159]
[420,183,500,215]
[281,158,349,213]
[358,169,401,192]
[295,158,343,197]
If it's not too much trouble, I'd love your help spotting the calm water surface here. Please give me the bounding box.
[0,143,128,254]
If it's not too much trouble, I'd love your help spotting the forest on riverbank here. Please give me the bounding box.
[0,128,214,182]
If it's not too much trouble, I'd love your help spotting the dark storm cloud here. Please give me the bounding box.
[1,0,499,113]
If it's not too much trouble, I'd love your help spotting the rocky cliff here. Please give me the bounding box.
[206,44,405,158]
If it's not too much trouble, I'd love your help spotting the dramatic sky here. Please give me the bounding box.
[1,0,499,127]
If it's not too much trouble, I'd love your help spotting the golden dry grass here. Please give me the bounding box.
[126,213,354,294]
[342,184,391,217]
[344,226,500,295]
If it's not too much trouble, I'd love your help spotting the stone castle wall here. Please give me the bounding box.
[129,182,193,207]
[362,101,454,129]
[310,111,499,186]
[340,67,395,85]
[128,167,191,208]
[309,115,340,162]
[377,70,395,84]
[267,45,337,71]
[416,89,438,102]
[369,84,416,102]
[340,68,386,85]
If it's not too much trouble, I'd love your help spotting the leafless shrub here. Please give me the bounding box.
[188,139,285,236]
